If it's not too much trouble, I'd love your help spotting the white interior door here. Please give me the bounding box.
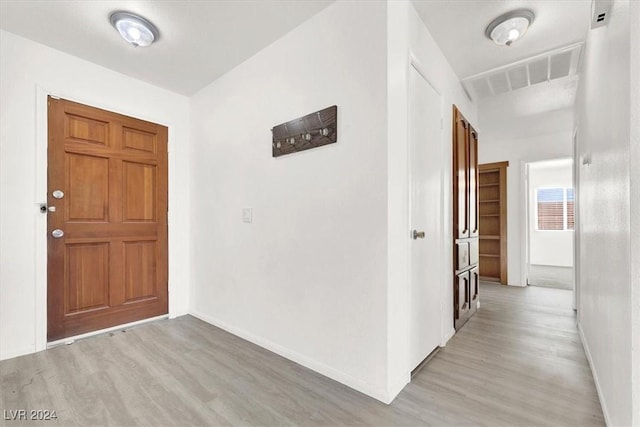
[408,65,443,371]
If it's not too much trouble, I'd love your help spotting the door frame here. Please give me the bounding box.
[522,157,576,292]
[572,128,579,312]
[34,85,181,350]
[407,54,448,361]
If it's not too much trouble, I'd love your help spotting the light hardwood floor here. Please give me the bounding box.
[1,283,604,426]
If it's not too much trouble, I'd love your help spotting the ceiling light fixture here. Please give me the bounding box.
[485,9,534,47]
[109,11,159,47]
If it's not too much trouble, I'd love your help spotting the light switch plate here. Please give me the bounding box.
[242,208,252,223]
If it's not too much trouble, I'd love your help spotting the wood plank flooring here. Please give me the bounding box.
[1,283,604,426]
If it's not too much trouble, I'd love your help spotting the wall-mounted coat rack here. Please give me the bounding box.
[271,105,337,157]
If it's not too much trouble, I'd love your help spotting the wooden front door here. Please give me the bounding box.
[47,97,168,341]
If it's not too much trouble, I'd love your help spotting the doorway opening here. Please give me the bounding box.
[524,158,575,292]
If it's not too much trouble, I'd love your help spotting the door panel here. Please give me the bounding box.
[469,239,479,266]
[48,97,168,341]
[470,266,479,306]
[123,127,157,154]
[66,242,110,313]
[469,128,479,237]
[456,271,469,316]
[123,162,157,221]
[456,242,469,271]
[454,116,469,239]
[67,154,109,221]
[124,240,158,302]
[66,114,109,145]
[408,66,443,371]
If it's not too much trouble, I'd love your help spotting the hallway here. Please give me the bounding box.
[1,283,604,426]
[402,283,604,425]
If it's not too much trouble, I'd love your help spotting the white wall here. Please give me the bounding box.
[478,115,573,286]
[630,1,640,422]
[0,30,191,360]
[574,0,635,424]
[189,1,391,402]
[386,0,476,397]
[528,159,574,267]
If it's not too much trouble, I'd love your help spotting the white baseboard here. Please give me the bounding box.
[0,345,36,361]
[577,322,611,426]
[169,310,189,319]
[189,309,392,404]
[441,327,455,347]
[388,373,410,402]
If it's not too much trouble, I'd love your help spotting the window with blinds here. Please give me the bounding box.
[537,187,575,231]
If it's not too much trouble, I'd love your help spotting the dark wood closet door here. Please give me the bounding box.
[452,106,479,330]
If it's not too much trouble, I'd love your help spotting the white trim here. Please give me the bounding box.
[578,322,610,425]
[33,84,182,351]
[409,53,443,96]
[189,309,393,404]
[0,346,38,361]
[47,314,169,348]
[440,327,455,347]
[34,87,48,352]
[520,160,529,287]
[572,127,579,312]
[388,373,411,403]
[520,157,575,288]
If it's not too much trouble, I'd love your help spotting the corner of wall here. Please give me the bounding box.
[575,0,634,424]
[577,322,611,425]
[629,0,640,423]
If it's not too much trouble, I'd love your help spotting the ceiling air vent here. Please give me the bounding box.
[591,0,613,29]
[461,43,583,101]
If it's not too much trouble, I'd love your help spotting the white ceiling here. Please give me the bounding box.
[411,0,592,79]
[478,76,578,138]
[0,0,334,96]
[1,0,593,121]
[412,0,592,136]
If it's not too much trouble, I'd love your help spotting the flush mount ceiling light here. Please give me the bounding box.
[109,11,159,47]
[485,9,534,47]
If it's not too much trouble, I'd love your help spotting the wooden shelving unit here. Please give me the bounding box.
[478,161,508,284]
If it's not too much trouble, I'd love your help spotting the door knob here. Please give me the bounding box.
[52,229,64,238]
[412,230,425,239]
